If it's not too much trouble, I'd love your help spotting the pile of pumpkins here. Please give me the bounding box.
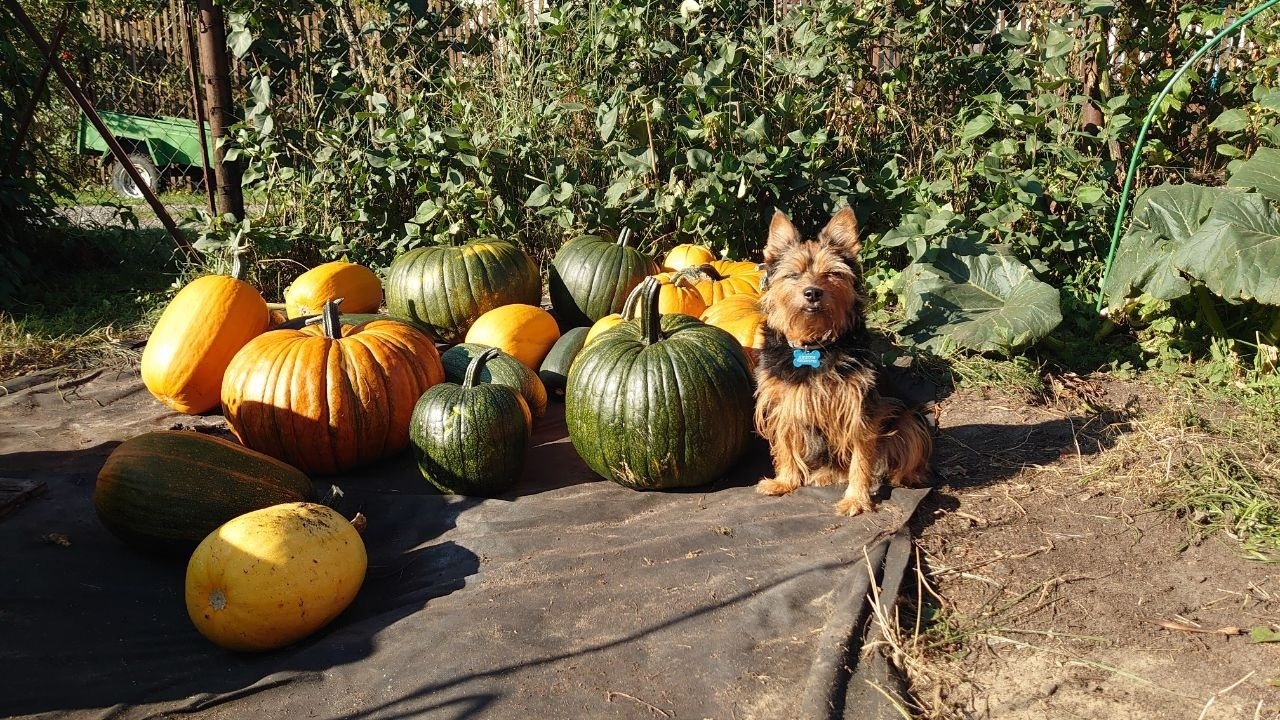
[96,230,767,653]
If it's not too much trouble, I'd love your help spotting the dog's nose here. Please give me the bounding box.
[803,286,823,302]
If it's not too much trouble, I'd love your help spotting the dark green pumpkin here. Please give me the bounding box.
[385,240,541,343]
[94,431,315,555]
[565,277,753,489]
[410,347,532,495]
[548,228,659,327]
[440,342,548,419]
[538,326,589,401]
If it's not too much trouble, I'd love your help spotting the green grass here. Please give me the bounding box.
[61,186,271,209]
[0,227,188,378]
[1164,447,1280,562]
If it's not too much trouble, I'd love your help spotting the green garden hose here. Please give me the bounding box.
[1095,0,1280,314]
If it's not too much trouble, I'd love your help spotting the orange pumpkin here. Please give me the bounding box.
[650,272,708,318]
[141,275,268,415]
[662,243,717,272]
[700,293,766,371]
[284,261,382,319]
[681,260,765,305]
[221,300,444,475]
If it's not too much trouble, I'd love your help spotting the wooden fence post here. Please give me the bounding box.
[195,0,244,220]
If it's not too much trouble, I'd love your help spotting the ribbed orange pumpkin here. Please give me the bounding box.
[284,261,382,319]
[700,293,767,371]
[221,301,444,475]
[650,272,708,317]
[141,275,268,415]
[681,261,765,305]
[662,243,716,272]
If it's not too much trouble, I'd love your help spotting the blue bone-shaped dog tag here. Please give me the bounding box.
[792,348,821,368]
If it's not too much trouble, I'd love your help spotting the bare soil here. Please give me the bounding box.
[910,378,1280,719]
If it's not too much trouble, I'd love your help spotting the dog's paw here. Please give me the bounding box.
[756,477,798,496]
[834,495,874,516]
[808,468,840,487]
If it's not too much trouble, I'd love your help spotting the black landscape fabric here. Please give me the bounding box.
[0,367,928,720]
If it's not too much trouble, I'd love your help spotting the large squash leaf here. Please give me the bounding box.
[1227,147,1280,202]
[1173,192,1280,305]
[1101,183,1225,311]
[897,245,1062,355]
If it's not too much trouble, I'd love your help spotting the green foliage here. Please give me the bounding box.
[897,239,1063,355]
[1104,147,1280,370]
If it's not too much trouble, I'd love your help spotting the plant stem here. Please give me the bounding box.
[1264,308,1280,346]
[1193,285,1228,339]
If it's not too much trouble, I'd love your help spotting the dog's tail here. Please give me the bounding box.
[877,398,933,487]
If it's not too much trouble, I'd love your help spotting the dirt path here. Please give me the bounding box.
[910,380,1279,719]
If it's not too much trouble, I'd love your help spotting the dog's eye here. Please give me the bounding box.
[784,272,800,281]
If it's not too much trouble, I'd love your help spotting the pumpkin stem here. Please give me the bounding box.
[620,281,647,320]
[305,298,346,339]
[639,276,662,346]
[464,347,502,390]
[350,512,368,535]
[693,263,724,281]
[617,227,633,248]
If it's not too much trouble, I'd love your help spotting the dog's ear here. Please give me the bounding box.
[765,211,801,264]
[818,207,862,257]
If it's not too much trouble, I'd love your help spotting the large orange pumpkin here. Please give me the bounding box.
[283,261,382,319]
[681,261,765,305]
[700,293,767,371]
[221,300,444,474]
[141,275,268,415]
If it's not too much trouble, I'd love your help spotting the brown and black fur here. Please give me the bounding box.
[754,208,932,516]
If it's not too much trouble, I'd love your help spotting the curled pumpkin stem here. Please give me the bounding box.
[349,512,368,534]
[693,263,725,281]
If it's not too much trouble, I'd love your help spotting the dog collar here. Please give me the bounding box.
[791,347,822,368]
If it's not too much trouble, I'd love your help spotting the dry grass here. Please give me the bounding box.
[0,314,144,382]
[869,372,1280,718]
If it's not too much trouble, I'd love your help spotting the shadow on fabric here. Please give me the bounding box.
[0,440,481,717]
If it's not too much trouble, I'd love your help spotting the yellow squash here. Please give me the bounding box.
[141,275,268,415]
[185,502,367,652]
[283,261,382,319]
[701,293,767,371]
[464,303,561,370]
[661,243,716,272]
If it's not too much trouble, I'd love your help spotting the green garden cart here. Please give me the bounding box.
[75,110,212,199]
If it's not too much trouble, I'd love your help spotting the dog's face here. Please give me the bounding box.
[761,208,865,345]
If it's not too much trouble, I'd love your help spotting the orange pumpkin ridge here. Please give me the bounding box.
[221,301,443,475]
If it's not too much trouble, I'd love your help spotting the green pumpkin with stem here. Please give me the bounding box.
[565,277,754,489]
[548,227,660,327]
[385,239,541,343]
[410,347,532,495]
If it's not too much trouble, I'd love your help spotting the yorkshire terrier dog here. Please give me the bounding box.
[754,208,933,516]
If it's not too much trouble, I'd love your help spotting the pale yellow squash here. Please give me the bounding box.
[185,502,367,652]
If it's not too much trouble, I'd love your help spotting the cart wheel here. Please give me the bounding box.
[108,153,161,200]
